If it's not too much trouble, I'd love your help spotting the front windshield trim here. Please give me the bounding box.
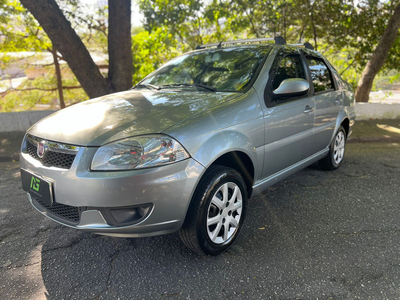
[134,45,273,94]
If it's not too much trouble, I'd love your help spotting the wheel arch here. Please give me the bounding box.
[332,110,351,143]
[207,151,255,198]
[341,117,350,138]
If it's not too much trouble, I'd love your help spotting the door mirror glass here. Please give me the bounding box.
[273,78,310,98]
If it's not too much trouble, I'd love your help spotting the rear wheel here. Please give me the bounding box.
[319,125,346,170]
[179,166,247,256]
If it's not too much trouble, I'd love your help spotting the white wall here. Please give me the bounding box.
[0,111,56,132]
[355,103,400,120]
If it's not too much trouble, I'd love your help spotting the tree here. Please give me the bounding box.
[202,0,400,96]
[140,0,204,49]
[131,27,179,83]
[19,0,133,98]
[19,0,109,98]
[3,0,400,111]
[355,2,400,102]
[51,45,66,108]
[108,0,132,92]
[0,0,84,111]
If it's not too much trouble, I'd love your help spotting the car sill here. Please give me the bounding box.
[252,148,329,196]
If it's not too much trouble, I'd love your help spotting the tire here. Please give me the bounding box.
[319,125,347,170]
[179,165,247,256]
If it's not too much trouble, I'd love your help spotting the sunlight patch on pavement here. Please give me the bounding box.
[377,124,400,134]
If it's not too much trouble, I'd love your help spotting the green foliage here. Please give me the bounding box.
[140,0,203,48]
[0,0,89,112]
[2,0,400,112]
[139,0,400,90]
[131,27,180,84]
[1,76,87,112]
[0,0,50,51]
[321,45,360,90]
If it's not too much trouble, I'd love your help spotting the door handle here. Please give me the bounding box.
[303,105,314,114]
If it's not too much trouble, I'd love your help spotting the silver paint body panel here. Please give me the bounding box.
[27,90,239,146]
[22,154,205,237]
[20,45,355,237]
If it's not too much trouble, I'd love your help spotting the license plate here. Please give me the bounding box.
[21,169,54,206]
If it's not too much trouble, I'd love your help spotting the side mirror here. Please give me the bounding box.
[273,78,310,98]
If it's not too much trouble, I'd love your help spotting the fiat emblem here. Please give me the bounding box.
[37,141,47,158]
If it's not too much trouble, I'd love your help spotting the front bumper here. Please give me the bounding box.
[20,144,205,237]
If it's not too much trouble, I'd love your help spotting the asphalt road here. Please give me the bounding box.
[1,142,400,300]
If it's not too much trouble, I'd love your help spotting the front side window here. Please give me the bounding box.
[307,57,334,93]
[272,55,305,90]
[139,46,271,92]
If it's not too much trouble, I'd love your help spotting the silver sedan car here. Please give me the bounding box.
[20,38,355,255]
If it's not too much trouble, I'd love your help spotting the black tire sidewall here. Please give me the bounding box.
[196,169,247,255]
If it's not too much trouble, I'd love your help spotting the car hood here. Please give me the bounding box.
[27,89,238,146]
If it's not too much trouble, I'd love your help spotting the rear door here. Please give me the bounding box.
[305,56,342,151]
[260,49,315,179]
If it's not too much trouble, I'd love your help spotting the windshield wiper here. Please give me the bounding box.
[160,83,217,92]
[135,83,161,90]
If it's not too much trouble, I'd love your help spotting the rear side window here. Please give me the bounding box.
[272,55,305,90]
[307,57,334,93]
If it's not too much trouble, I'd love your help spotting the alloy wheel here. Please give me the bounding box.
[333,131,345,164]
[206,182,243,244]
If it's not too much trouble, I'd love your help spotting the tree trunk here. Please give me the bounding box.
[51,47,66,109]
[20,0,110,98]
[355,2,400,102]
[108,0,133,92]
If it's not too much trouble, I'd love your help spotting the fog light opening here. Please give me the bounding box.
[109,204,152,226]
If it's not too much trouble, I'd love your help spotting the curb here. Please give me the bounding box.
[348,137,400,144]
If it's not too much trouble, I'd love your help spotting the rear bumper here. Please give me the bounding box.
[20,145,205,237]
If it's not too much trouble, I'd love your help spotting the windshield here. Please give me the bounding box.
[138,46,271,92]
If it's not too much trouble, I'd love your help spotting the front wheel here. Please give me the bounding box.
[319,125,347,170]
[179,166,247,256]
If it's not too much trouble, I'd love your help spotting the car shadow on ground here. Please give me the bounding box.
[39,164,337,299]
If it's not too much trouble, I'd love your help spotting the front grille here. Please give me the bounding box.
[27,140,76,169]
[27,140,39,160]
[32,196,81,225]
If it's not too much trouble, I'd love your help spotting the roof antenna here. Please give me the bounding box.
[217,41,223,48]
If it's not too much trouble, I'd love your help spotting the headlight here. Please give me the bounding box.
[91,135,190,171]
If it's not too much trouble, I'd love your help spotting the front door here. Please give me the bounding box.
[260,50,315,179]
